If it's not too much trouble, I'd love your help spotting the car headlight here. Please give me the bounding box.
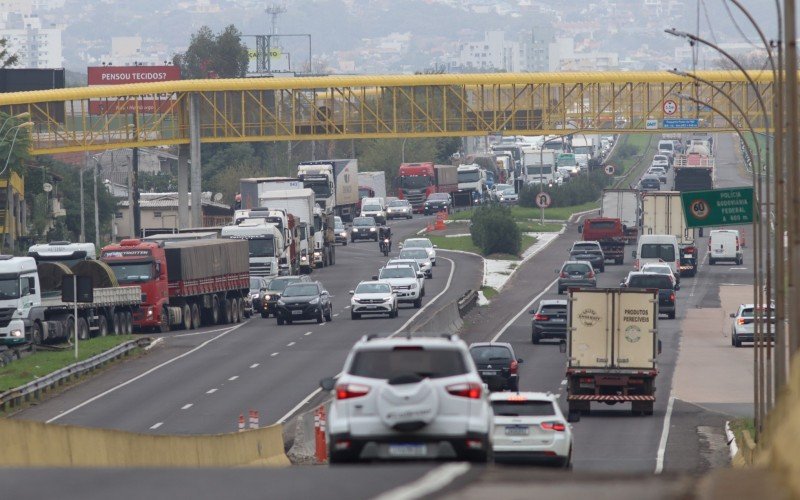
[340,232,347,237]
[352,228,358,232]
[309,297,320,305]
[410,282,418,289]
[383,296,394,302]
[301,256,308,262]
[313,251,321,257]
[146,308,154,318]
[263,294,272,301]
[369,227,376,232]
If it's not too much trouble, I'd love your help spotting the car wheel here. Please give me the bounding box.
[600,265,605,273]
[668,311,676,319]
[557,287,564,295]
[325,307,332,322]
[392,307,399,318]
[563,448,573,469]
[532,330,540,344]
[709,258,715,265]
[432,260,436,267]
[351,238,355,243]
[733,334,741,347]
[316,308,324,324]
[413,298,422,308]
[286,319,293,325]
[343,240,348,246]
[261,310,270,318]
[351,311,360,320]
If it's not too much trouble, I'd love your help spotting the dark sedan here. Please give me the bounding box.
[423,193,452,215]
[275,282,333,325]
[569,244,605,273]
[468,342,523,391]
[531,299,568,343]
[350,216,378,242]
[261,275,312,318]
[334,218,348,245]
[639,174,661,191]
[248,276,269,317]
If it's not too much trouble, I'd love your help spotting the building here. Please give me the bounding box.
[548,37,619,72]
[114,192,233,240]
[0,171,26,251]
[0,13,62,68]
[453,31,523,72]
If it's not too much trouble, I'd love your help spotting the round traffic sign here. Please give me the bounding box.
[604,164,616,176]
[689,198,711,220]
[535,192,552,208]
[663,99,678,115]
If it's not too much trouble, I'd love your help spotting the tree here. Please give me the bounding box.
[0,37,18,68]
[173,25,249,79]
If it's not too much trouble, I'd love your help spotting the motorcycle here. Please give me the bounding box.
[380,238,391,256]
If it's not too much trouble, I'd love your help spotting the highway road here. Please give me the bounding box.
[6,134,758,500]
[16,215,483,434]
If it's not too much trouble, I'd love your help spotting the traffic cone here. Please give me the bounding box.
[248,409,259,429]
[434,211,446,230]
[238,414,245,432]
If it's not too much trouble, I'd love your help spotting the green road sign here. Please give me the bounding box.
[680,187,755,228]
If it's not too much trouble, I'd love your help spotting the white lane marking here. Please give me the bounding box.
[250,363,259,369]
[173,325,239,338]
[144,337,164,351]
[730,267,748,270]
[560,379,567,386]
[150,422,163,430]
[655,395,676,474]
[181,403,193,410]
[333,313,340,317]
[46,321,248,423]
[491,278,558,342]
[277,256,458,425]
[344,306,351,309]
[373,463,471,500]
[305,331,312,336]
[228,376,239,381]
[206,388,217,394]
[287,342,296,347]
[271,352,279,357]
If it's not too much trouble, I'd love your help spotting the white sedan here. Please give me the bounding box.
[350,281,397,319]
[401,238,437,267]
[490,392,573,467]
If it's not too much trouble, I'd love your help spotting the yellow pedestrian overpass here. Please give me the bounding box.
[0,71,774,156]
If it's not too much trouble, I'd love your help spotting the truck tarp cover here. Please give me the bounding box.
[164,239,249,282]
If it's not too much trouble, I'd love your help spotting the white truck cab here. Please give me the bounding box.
[221,219,284,277]
[0,256,40,345]
[28,241,96,268]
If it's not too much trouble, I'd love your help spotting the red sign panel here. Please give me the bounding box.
[87,66,181,86]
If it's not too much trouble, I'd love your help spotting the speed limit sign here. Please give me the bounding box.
[689,198,711,220]
[604,164,616,176]
[663,99,678,115]
[535,192,552,209]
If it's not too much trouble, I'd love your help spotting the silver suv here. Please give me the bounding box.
[321,335,494,463]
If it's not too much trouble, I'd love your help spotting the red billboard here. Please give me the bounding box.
[87,66,181,86]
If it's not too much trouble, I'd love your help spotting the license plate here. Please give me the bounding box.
[292,310,303,316]
[683,254,693,259]
[504,425,530,436]
[551,318,565,323]
[482,370,498,376]
[388,444,427,457]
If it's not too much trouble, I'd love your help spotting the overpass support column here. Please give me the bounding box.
[189,92,202,227]
[178,144,190,229]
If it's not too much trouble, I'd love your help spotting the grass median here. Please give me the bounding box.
[0,335,137,392]
[449,202,597,223]
[427,234,538,260]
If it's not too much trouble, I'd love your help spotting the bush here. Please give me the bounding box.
[519,169,611,208]
[471,205,521,256]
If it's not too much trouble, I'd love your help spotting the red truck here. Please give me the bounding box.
[578,217,626,265]
[397,162,458,213]
[100,238,250,332]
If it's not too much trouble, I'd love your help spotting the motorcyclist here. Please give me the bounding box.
[378,225,392,252]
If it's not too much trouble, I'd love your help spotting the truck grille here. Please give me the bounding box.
[401,189,427,208]
[250,262,273,277]
[0,308,15,328]
[358,298,387,304]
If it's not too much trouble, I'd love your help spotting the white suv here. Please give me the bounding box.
[321,335,493,463]
[374,265,422,308]
[401,238,437,266]
[360,201,387,225]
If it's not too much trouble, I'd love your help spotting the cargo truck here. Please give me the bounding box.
[397,162,458,212]
[578,218,626,264]
[673,144,714,192]
[357,172,387,200]
[239,177,304,210]
[297,159,359,222]
[0,256,140,346]
[522,150,557,186]
[221,219,284,278]
[100,238,250,332]
[601,189,640,244]
[641,191,698,277]
[562,288,660,421]
[28,241,97,267]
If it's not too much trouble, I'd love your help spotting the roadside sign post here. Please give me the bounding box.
[62,275,94,360]
[604,164,616,176]
[535,192,552,224]
[680,187,755,228]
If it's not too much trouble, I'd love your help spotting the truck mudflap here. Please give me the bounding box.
[567,395,655,401]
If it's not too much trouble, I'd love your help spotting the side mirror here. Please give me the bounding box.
[349,290,354,295]
[320,377,336,391]
[155,261,162,274]
[729,313,735,318]
[529,309,537,314]
[558,340,567,354]
[658,340,663,355]
[631,250,637,258]
[372,275,378,281]
[433,245,438,249]
[417,272,424,279]
[577,224,583,234]
[554,269,559,274]
[675,284,681,291]
[399,243,404,249]
[517,358,524,364]
[260,288,267,293]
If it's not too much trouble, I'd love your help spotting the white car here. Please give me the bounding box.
[360,201,387,225]
[730,303,775,347]
[647,166,668,183]
[651,154,670,169]
[640,262,680,289]
[401,238,437,266]
[386,258,426,296]
[386,199,413,220]
[497,187,519,204]
[350,281,397,319]
[374,265,422,308]
[321,335,493,463]
[398,247,433,277]
[490,391,573,467]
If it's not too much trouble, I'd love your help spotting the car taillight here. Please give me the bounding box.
[634,259,639,271]
[541,421,566,432]
[533,313,549,321]
[737,318,746,325]
[560,272,568,278]
[335,383,370,400]
[669,293,675,302]
[510,360,518,374]
[736,237,740,251]
[587,270,595,278]
[447,382,482,399]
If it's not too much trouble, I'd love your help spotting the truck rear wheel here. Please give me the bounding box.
[231,298,240,323]
[159,307,170,333]
[224,299,233,324]
[191,303,201,329]
[77,318,89,340]
[238,298,246,322]
[98,315,108,337]
[182,304,192,330]
[113,312,122,335]
[124,312,133,334]
[31,321,43,345]
[212,296,220,325]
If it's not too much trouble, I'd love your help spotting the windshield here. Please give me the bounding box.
[107,262,154,283]
[428,193,449,201]
[388,260,419,271]
[335,223,345,231]
[353,217,375,227]
[492,400,556,417]
[349,348,467,379]
[404,239,432,249]
[362,204,381,212]
[641,243,676,262]
[558,155,576,166]
[659,143,674,151]
[563,263,591,273]
[380,267,416,279]
[470,346,513,362]
[388,200,408,207]
[642,266,672,276]
[628,275,674,289]
[525,166,552,176]
[400,175,431,189]
[355,283,392,294]
[399,249,428,260]
[268,278,301,292]
[282,284,319,297]
[248,238,275,258]
[458,171,481,183]
[654,155,668,162]
[586,220,617,230]
[0,278,19,300]
[304,179,331,197]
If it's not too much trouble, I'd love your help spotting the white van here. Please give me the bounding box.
[657,140,675,159]
[708,229,743,265]
[360,197,387,224]
[633,234,679,274]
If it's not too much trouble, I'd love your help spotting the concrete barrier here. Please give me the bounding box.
[410,299,463,335]
[0,418,289,467]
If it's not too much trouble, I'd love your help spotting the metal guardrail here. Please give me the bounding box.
[0,337,151,412]
[457,289,478,317]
